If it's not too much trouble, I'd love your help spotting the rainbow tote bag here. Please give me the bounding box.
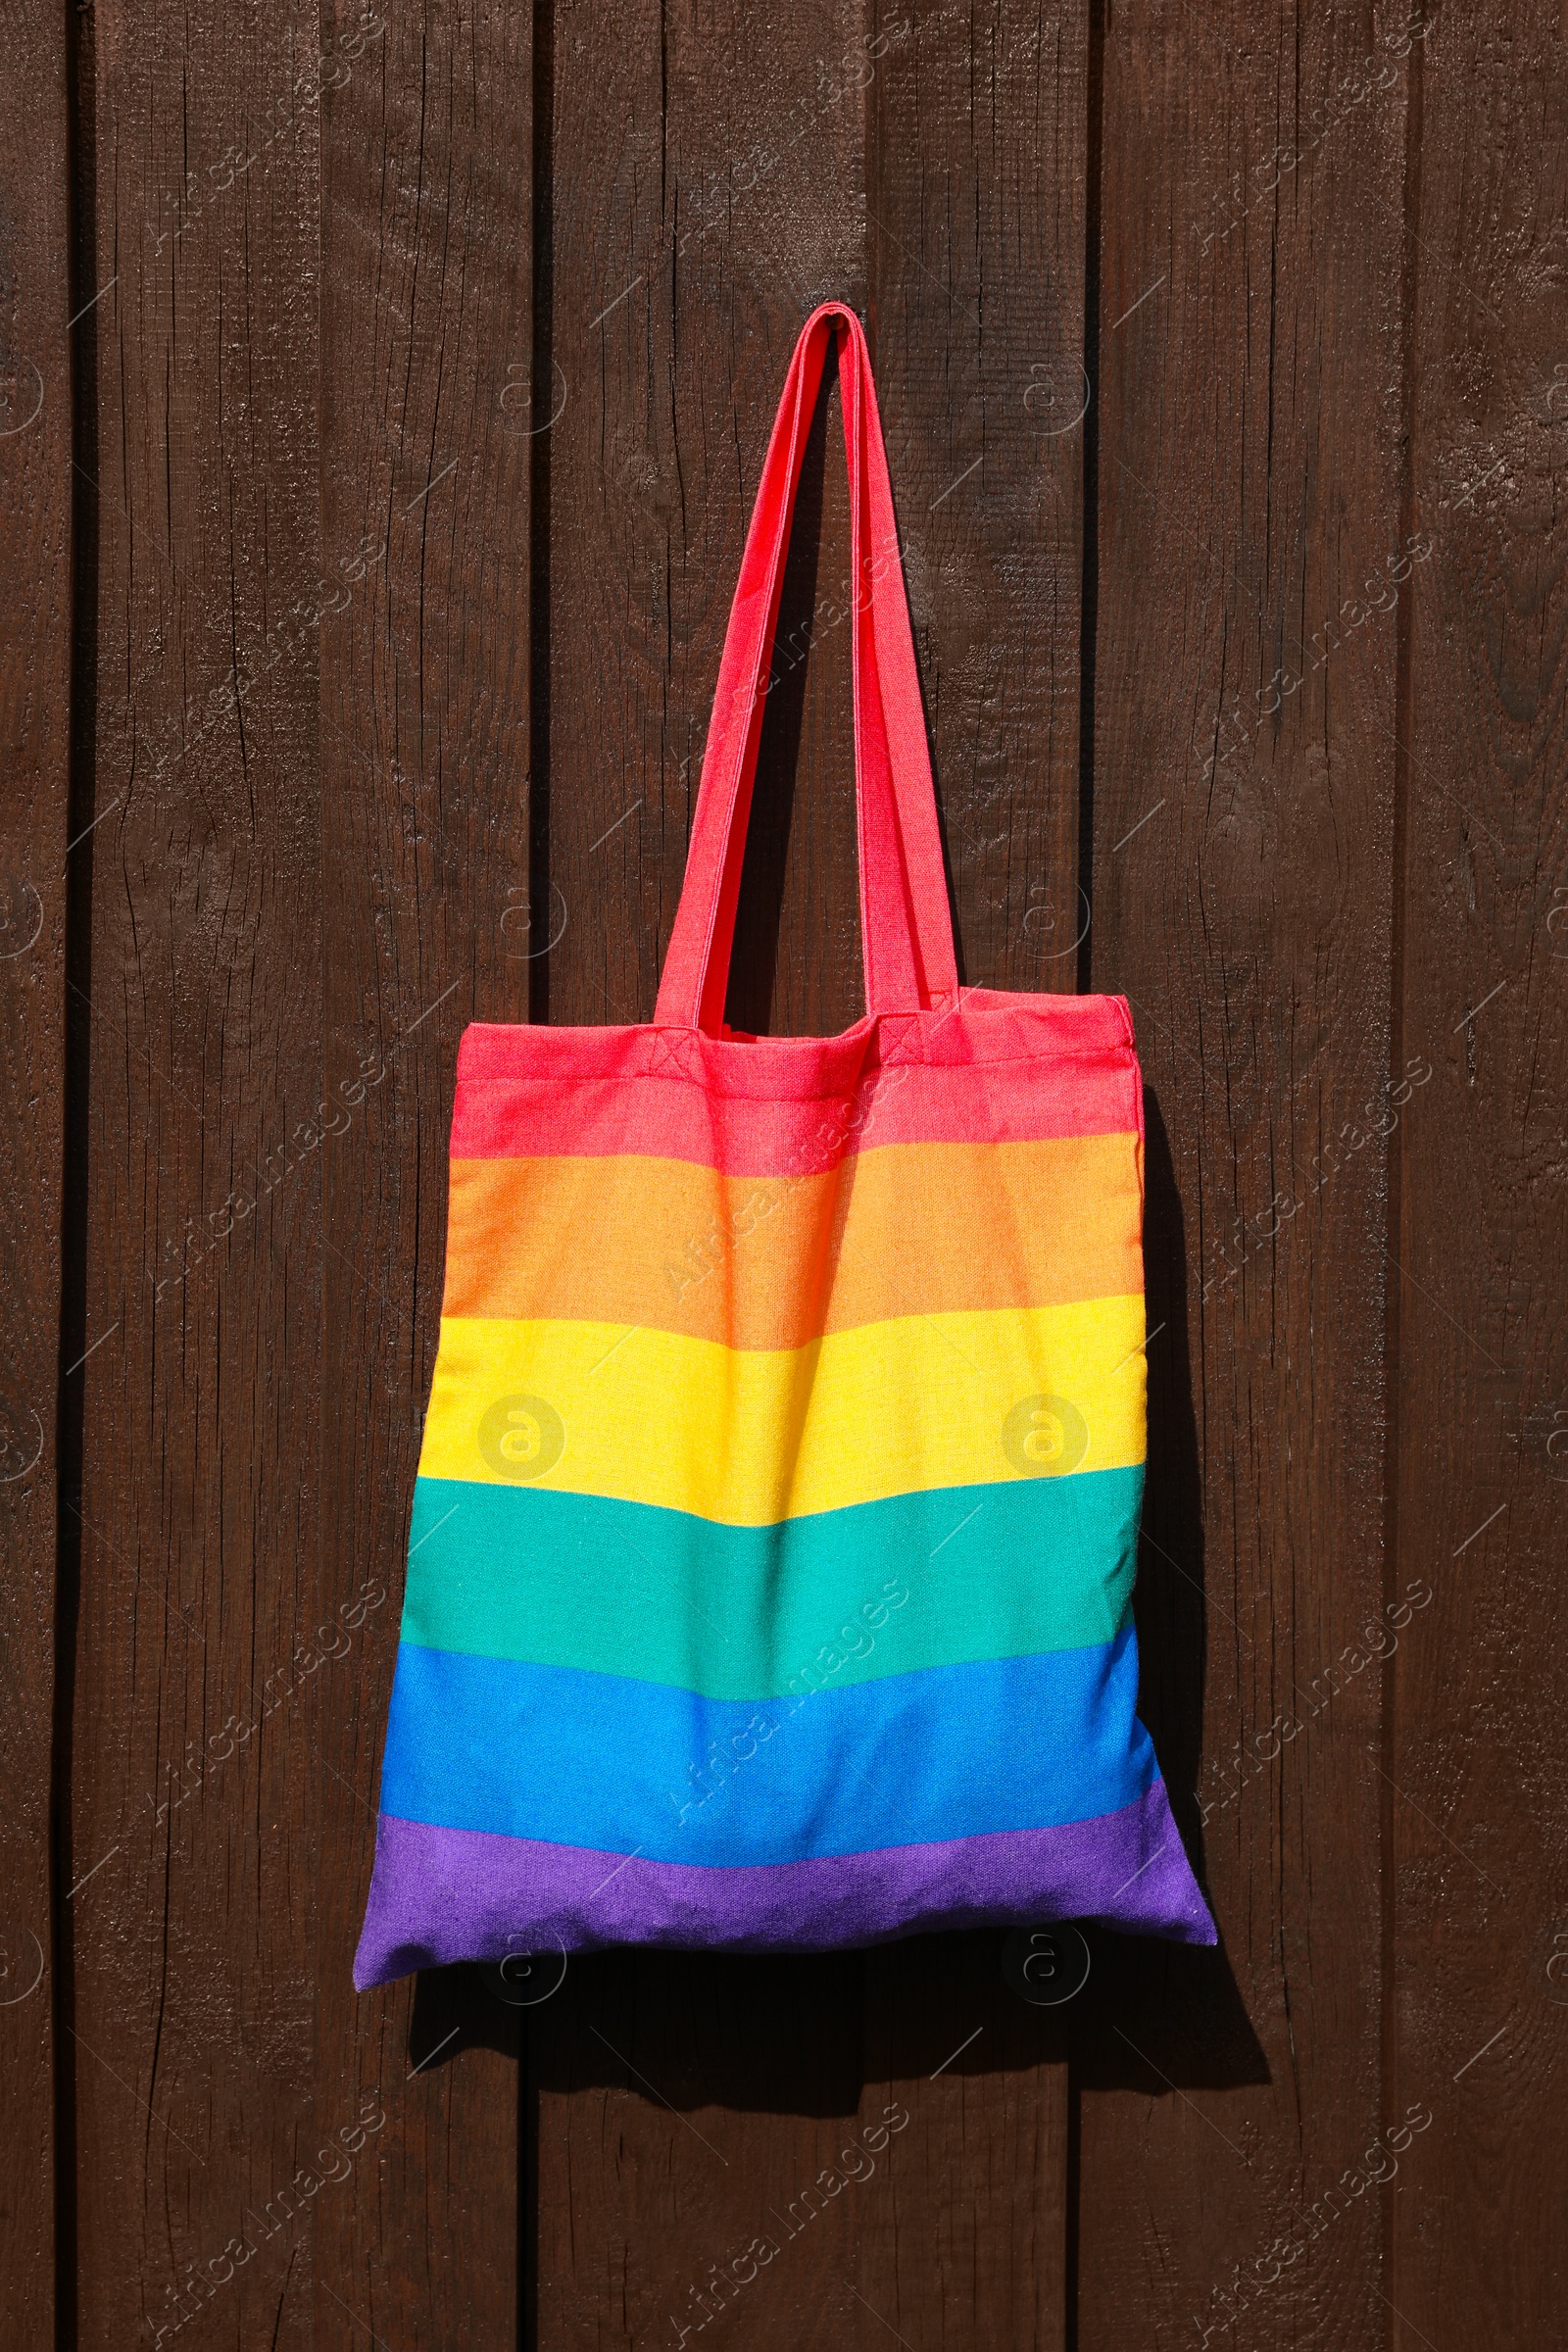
[354,303,1215,1984]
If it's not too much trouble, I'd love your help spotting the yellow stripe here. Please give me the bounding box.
[417,1298,1147,1526]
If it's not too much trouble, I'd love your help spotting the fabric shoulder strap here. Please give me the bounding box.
[654,301,958,1031]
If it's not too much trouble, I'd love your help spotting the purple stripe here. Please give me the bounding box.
[353,1783,1214,1986]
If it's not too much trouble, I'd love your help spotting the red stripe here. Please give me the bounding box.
[450,995,1140,1173]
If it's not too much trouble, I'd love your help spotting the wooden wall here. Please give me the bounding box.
[1,1,1563,2345]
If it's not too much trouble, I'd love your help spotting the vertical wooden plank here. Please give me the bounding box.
[528,2,969,2342]
[0,8,73,2342]
[533,2,1088,2341]
[862,6,1090,2344]
[317,0,532,2343]
[534,1947,871,2347]
[1084,7,1411,2346]
[67,3,324,2345]
[861,1936,1071,2351]
[541,0,870,1048]
[871,0,1090,1001]
[1392,4,1568,2340]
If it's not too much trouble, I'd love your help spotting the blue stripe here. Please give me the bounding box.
[376,1628,1158,1865]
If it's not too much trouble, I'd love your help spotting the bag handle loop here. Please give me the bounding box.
[654,302,958,1032]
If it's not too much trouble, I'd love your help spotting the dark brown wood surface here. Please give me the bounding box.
[65,11,324,2349]
[1083,8,1408,2346]
[2,2,1563,2346]
[315,7,533,2348]
[1393,4,1567,2341]
[1,8,72,2349]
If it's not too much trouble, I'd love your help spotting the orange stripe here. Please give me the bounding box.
[441,1135,1142,1348]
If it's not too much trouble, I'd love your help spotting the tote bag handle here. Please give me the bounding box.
[654,303,958,1032]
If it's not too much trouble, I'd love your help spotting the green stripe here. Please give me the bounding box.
[403,1467,1143,1700]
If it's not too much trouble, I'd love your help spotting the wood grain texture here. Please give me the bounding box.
[0,7,73,2342]
[530,1,880,2337]
[1081,6,1410,2345]
[860,1936,1071,2352]
[19,2,1568,2345]
[871,0,1090,1001]
[858,7,1090,2342]
[65,5,325,2347]
[1390,2,1568,2339]
[316,1,533,2345]
[529,4,1089,2343]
